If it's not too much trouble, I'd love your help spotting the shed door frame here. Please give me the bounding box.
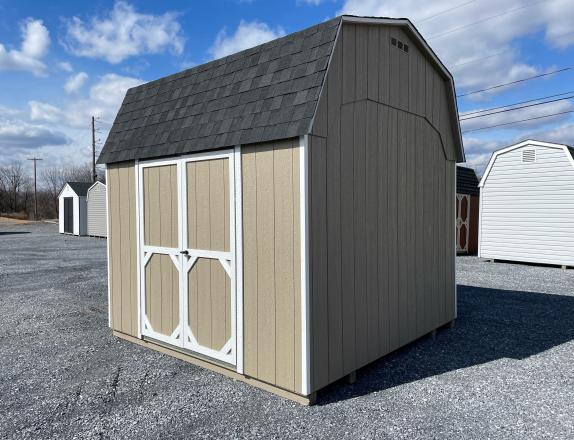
[136,150,243,371]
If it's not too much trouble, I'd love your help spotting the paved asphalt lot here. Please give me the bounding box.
[1,222,574,439]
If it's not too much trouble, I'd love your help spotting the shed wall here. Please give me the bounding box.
[479,145,574,266]
[308,22,456,392]
[242,138,302,393]
[107,145,303,394]
[107,161,139,336]
[87,184,108,237]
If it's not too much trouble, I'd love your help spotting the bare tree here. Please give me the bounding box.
[41,162,94,216]
[0,162,26,212]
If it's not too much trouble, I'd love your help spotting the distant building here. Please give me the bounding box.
[479,140,574,267]
[58,182,91,236]
[456,166,480,254]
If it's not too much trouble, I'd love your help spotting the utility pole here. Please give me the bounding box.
[92,116,97,183]
[27,157,42,221]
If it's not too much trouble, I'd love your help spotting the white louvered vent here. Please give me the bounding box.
[522,149,536,163]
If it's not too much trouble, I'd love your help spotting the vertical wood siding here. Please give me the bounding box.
[242,138,302,393]
[308,22,457,392]
[145,254,179,336]
[87,184,107,237]
[480,146,574,266]
[143,165,178,248]
[107,161,138,336]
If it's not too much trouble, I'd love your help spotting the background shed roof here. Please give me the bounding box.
[456,166,479,196]
[63,182,92,197]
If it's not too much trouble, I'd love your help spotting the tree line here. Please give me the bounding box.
[0,161,104,220]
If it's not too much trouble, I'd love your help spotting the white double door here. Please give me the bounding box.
[137,150,237,365]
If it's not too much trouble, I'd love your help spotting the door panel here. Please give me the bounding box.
[140,163,182,346]
[143,165,178,248]
[182,154,236,365]
[187,258,232,351]
[64,197,73,233]
[145,254,180,336]
[186,159,230,252]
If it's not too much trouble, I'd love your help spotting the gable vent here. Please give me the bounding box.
[391,37,409,54]
[522,149,536,163]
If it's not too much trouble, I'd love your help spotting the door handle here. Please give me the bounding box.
[180,250,189,255]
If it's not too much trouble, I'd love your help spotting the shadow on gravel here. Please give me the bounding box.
[0,231,30,235]
[318,284,574,404]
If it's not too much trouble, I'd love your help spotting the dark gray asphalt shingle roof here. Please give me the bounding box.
[456,166,479,196]
[97,17,341,164]
[66,182,92,197]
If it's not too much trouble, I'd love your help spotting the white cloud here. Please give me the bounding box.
[0,119,68,150]
[298,0,324,5]
[1,72,143,165]
[29,101,63,123]
[209,20,286,59]
[62,1,185,64]
[64,72,88,94]
[339,0,574,99]
[29,73,143,129]
[0,18,50,76]
[0,105,23,117]
[58,61,73,72]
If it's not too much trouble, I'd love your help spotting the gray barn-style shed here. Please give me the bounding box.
[98,15,464,404]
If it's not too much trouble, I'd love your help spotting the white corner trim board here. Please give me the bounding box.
[299,135,311,396]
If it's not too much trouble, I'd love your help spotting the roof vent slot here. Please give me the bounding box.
[391,37,409,54]
[522,149,536,163]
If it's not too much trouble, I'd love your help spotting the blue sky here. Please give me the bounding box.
[1,0,573,175]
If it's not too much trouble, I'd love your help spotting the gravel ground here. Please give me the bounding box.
[1,222,574,439]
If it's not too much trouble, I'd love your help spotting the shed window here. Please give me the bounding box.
[522,149,536,163]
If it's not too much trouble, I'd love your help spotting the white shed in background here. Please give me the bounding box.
[58,182,91,236]
[479,140,574,268]
[87,181,107,237]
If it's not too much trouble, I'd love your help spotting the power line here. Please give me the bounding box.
[429,0,548,40]
[461,109,574,133]
[416,0,478,24]
[448,29,574,70]
[460,95,574,121]
[457,66,574,97]
[460,90,574,117]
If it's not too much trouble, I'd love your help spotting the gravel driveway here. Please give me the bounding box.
[1,222,573,439]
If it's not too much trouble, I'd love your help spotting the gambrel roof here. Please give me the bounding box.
[98,16,464,164]
[479,139,574,187]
